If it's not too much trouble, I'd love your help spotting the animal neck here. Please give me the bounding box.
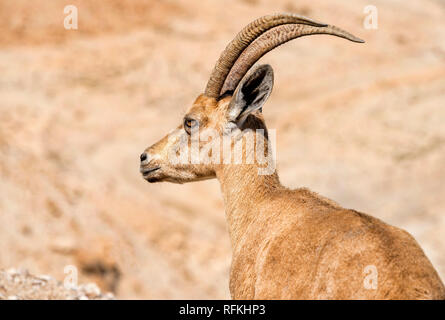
[214,135,282,250]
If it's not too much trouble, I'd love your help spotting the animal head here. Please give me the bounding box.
[140,14,363,184]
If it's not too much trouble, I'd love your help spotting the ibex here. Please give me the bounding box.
[140,14,445,299]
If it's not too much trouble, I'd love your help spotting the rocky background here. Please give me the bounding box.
[0,0,444,299]
[0,268,113,300]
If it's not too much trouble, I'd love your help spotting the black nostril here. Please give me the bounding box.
[140,153,147,162]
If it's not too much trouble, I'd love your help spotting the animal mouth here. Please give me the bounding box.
[141,166,161,177]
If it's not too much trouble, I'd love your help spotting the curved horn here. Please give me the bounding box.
[204,14,328,98]
[221,24,364,95]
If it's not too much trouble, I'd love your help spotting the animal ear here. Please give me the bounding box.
[227,64,274,126]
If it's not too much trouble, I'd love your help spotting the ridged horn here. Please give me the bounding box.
[221,24,364,95]
[204,14,328,98]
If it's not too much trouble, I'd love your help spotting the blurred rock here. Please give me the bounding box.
[0,269,113,300]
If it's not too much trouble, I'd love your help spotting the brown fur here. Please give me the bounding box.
[142,94,445,300]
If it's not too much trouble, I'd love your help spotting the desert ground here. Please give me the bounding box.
[0,0,444,299]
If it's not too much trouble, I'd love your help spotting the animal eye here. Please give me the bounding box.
[183,118,198,134]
